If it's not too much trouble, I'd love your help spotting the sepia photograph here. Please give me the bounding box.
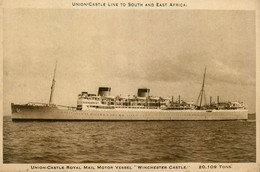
[1,1,258,171]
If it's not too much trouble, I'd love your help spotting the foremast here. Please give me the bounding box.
[196,66,207,108]
[49,60,57,106]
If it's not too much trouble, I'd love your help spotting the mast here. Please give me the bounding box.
[49,60,57,105]
[196,66,207,107]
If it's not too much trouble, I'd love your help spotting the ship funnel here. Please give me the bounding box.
[98,87,111,96]
[137,88,150,97]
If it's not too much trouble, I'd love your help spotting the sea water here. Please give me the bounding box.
[3,115,256,163]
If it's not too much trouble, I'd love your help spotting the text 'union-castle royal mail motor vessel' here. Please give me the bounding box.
[11,62,248,121]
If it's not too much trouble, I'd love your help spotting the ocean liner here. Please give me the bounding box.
[11,63,248,121]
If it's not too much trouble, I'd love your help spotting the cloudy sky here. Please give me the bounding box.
[3,9,256,114]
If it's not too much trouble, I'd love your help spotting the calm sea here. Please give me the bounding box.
[3,115,256,163]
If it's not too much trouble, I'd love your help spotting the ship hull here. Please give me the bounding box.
[11,104,248,121]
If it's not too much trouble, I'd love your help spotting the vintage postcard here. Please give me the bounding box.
[0,0,259,171]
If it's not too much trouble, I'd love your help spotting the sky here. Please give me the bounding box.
[3,9,256,114]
